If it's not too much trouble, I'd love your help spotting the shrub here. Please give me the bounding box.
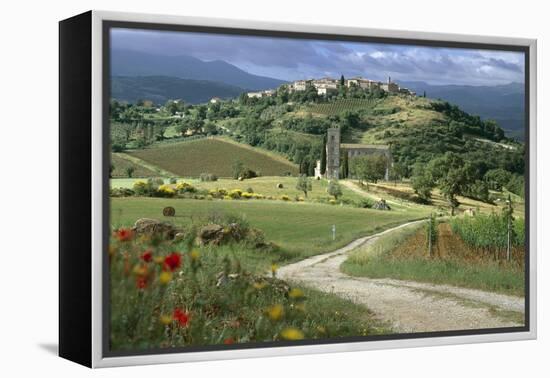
[355,198,373,208]
[229,189,243,199]
[176,182,196,193]
[240,168,258,179]
[110,187,135,197]
[133,180,155,196]
[154,178,165,186]
[169,177,178,184]
[156,184,176,198]
[246,187,254,193]
[200,173,218,182]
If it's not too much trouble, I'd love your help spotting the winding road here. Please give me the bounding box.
[277,221,525,333]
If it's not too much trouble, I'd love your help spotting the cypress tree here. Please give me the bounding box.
[342,152,349,178]
[320,135,327,175]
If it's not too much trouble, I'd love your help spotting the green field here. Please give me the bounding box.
[127,137,299,178]
[111,197,428,266]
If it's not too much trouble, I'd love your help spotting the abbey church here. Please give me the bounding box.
[315,128,392,180]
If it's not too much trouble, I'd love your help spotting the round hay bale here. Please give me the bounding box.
[276,183,284,189]
[163,206,176,217]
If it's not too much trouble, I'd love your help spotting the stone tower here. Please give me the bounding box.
[326,128,340,179]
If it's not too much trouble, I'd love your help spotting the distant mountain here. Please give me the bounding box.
[111,76,244,104]
[111,49,286,91]
[397,81,525,139]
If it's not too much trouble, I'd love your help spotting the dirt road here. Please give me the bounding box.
[277,221,525,333]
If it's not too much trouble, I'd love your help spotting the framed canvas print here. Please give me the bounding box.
[59,10,537,368]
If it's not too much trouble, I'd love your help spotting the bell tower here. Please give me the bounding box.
[326,128,340,180]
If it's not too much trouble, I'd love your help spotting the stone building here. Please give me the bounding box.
[315,127,392,180]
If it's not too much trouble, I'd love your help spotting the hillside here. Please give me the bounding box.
[111,76,244,104]
[397,81,525,138]
[127,137,299,177]
[111,49,286,90]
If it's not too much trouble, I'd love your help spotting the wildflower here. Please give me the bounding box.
[159,271,172,285]
[190,250,200,262]
[223,337,235,345]
[173,308,190,327]
[141,250,153,263]
[115,228,133,242]
[160,314,173,325]
[280,327,304,340]
[136,276,148,289]
[164,252,182,272]
[266,304,284,321]
[288,288,305,299]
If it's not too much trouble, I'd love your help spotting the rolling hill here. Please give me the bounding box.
[111,49,286,90]
[397,81,525,139]
[111,76,244,104]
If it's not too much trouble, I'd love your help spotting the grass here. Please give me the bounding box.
[127,137,299,178]
[341,221,525,296]
[111,197,428,270]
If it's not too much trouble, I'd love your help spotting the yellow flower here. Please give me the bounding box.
[280,327,304,340]
[252,281,267,290]
[160,314,172,325]
[270,264,278,276]
[266,304,284,321]
[288,288,305,299]
[190,250,200,262]
[159,271,172,285]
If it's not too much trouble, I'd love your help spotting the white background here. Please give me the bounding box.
[0,0,546,376]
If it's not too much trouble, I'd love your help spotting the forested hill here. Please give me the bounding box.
[110,82,525,198]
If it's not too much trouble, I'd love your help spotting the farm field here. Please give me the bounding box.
[341,221,525,296]
[127,137,299,177]
[111,197,428,270]
[111,153,159,178]
[306,98,377,115]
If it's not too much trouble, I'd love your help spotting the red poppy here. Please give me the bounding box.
[173,308,190,327]
[136,276,148,289]
[164,252,182,272]
[223,337,235,345]
[141,250,153,263]
[115,228,133,242]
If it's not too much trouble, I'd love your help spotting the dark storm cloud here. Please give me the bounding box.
[111,28,525,85]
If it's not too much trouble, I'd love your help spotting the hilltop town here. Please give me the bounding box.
[247,76,415,98]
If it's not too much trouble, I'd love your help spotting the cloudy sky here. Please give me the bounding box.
[111,28,525,86]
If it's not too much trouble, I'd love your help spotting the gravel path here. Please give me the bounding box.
[277,221,525,333]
